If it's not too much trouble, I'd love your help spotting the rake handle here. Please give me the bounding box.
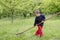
[16,12,60,35]
[16,27,34,35]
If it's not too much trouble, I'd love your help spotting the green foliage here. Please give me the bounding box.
[0,0,60,18]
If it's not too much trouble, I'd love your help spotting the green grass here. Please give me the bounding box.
[0,17,60,40]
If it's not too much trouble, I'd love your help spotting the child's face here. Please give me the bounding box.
[34,10,40,16]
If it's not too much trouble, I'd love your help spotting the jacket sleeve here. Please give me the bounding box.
[42,15,45,21]
[34,18,37,26]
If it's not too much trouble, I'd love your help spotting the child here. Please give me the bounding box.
[34,10,45,37]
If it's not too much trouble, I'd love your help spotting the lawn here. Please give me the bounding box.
[0,17,60,40]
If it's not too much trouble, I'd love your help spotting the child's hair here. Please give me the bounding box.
[34,9,42,14]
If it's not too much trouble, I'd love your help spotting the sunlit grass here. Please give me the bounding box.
[0,17,60,40]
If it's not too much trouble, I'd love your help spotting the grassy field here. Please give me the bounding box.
[0,17,60,40]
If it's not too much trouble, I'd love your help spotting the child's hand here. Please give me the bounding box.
[42,21,45,23]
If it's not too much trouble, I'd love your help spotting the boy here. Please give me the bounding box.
[34,10,45,37]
